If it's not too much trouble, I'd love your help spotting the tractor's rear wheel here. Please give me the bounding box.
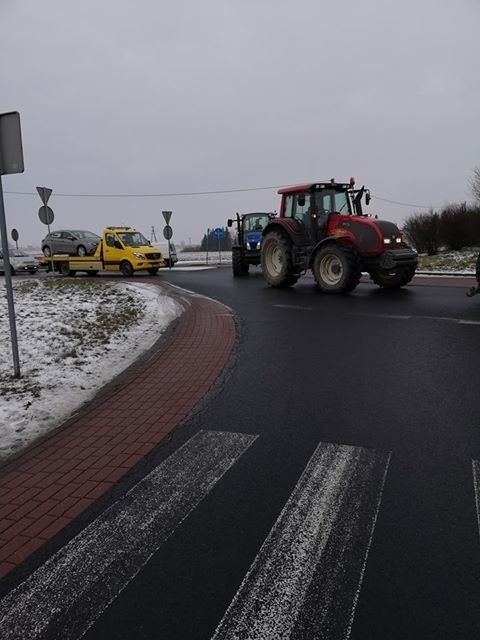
[369,266,415,289]
[476,253,480,284]
[232,247,249,276]
[312,244,361,293]
[261,231,298,287]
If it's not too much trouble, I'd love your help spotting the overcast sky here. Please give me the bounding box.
[1,0,479,247]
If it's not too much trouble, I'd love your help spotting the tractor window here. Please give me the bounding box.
[293,193,310,225]
[314,189,349,214]
[244,215,268,232]
[283,194,294,218]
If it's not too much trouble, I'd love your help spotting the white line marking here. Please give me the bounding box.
[273,304,313,311]
[211,442,390,640]
[349,312,480,325]
[348,312,411,320]
[0,430,257,640]
[472,461,480,540]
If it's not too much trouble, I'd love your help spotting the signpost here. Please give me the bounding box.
[0,111,25,377]
[214,227,224,264]
[36,187,55,274]
[162,211,173,269]
[11,228,19,251]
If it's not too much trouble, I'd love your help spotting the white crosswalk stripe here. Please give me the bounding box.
[211,442,391,640]
[0,430,257,640]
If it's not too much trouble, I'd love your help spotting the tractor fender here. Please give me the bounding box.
[262,219,305,246]
[308,235,355,268]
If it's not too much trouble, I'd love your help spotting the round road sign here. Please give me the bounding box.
[11,228,19,242]
[38,206,54,225]
[213,227,224,239]
[163,225,173,240]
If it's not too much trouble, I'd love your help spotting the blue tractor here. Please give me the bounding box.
[227,212,276,276]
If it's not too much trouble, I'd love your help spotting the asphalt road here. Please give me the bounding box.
[8,267,480,639]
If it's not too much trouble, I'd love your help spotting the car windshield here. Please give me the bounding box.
[118,232,149,247]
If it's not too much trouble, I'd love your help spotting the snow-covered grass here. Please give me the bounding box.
[416,249,479,273]
[0,278,182,461]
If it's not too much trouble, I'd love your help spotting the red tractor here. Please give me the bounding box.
[260,178,418,293]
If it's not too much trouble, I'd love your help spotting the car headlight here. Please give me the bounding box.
[133,252,146,259]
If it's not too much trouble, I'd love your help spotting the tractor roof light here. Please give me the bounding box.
[349,176,355,186]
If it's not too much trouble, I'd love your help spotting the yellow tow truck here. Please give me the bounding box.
[38,227,166,276]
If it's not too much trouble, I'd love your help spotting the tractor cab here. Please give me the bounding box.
[278,178,371,245]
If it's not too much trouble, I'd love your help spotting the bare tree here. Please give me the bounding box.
[470,167,480,203]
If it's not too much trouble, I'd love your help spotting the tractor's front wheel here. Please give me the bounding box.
[312,244,361,293]
[261,231,298,287]
[369,266,415,289]
[232,247,249,276]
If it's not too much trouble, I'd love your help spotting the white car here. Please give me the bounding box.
[154,242,178,268]
[0,250,38,275]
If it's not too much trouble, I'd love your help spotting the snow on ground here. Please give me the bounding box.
[0,277,182,462]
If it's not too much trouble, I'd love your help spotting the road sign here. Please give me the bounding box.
[163,225,173,240]
[38,206,54,225]
[11,228,19,242]
[213,227,224,239]
[36,186,52,205]
[162,210,172,225]
[0,111,24,175]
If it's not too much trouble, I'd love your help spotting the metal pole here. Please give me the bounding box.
[206,228,209,264]
[0,177,21,377]
[167,238,172,269]
[46,217,55,275]
[218,234,221,264]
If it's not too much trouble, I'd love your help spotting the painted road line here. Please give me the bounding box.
[273,304,313,311]
[472,461,480,536]
[348,312,411,320]
[0,430,257,640]
[211,442,390,640]
[349,312,480,325]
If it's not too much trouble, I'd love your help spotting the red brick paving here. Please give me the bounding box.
[0,283,235,578]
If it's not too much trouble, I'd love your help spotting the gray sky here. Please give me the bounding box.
[2,0,479,247]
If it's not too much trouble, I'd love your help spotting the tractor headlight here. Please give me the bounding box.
[395,236,402,244]
[133,252,146,259]
[383,238,392,245]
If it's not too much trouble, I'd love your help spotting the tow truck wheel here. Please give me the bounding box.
[369,266,415,289]
[147,268,159,275]
[261,231,298,287]
[59,262,71,277]
[312,244,361,293]
[120,260,134,277]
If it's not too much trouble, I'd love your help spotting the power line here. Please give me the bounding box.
[371,195,441,209]
[4,184,443,209]
[3,184,291,198]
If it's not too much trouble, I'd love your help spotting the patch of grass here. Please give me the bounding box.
[417,251,478,272]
